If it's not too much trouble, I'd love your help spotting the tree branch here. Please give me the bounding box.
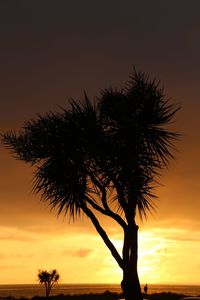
[85,196,127,229]
[88,173,127,228]
[81,203,124,270]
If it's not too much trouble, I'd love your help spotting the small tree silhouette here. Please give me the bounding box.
[38,269,60,297]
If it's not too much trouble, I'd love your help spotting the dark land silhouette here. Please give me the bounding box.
[0,291,190,300]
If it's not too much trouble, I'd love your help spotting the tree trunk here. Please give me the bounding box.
[121,224,143,300]
[45,282,51,297]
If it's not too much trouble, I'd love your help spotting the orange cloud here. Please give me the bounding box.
[62,248,93,258]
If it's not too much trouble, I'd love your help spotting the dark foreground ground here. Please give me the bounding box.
[0,291,193,300]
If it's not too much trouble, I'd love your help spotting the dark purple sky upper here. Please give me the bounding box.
[0,0,200,228]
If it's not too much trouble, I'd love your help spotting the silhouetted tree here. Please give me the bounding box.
[2,69,179,300]
[38,269,60,297]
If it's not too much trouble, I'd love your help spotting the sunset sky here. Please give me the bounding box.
[0,1,200,285]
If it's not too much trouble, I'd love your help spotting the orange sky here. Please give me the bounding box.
[0,0,200,285]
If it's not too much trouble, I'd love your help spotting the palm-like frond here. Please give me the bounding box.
[2,69,179,221]
[98,70,179,217]
[33,157,87,218]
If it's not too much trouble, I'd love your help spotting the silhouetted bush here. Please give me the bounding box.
[147,292,186,300]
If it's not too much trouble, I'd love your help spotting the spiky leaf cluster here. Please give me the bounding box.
[2,70,179,221]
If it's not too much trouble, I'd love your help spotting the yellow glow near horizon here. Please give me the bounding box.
[0,221,200,285]
[109,228,200,285]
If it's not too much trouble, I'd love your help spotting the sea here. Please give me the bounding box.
[0,284,199,299]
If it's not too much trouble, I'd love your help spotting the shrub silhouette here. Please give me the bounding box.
[38,269,60,297]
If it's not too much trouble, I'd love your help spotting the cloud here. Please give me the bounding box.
[0,227,36,242]
[73,248,93,258]
[13,254,34,258]
[62,248,93,258]
[0,251,34,259]
[0,234,35,242]
[0,252,6,258]
[0,265,18,270]
[17,254,34,259]
[164,235,200,243]
[152,227,200,243]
